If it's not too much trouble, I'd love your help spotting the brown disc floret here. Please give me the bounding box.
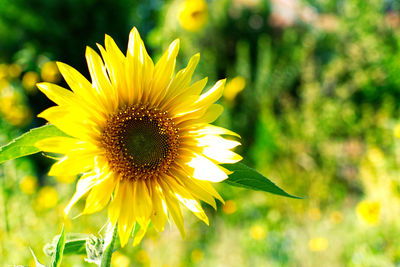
[100,105,180,180]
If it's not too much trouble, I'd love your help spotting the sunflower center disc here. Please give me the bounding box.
[124,116,169,168]
[101,106,180,180]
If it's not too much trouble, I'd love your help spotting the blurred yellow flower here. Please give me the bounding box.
[308,237,329,252]
[394,123,400,138]
[136,249,150,264]
[356,200,380,225]
[223,76,246,102]
[41,61,61,83]
[112,251,130,267]
[0,80,10,93]
[329,211,343,224]
[308,207,321,221]
[0,87,32,125]
[4,105,32,127]
[190,249,204,263]
[36,186,59,210]
[22,71,40,92]
[0,92,17,113]
[250,225,267,240]
[8,64,22,78]
[222,200,237,214]
[179,0,208,32]
[19,175,38,195]
[0,64,8,80]
[366,147,385,166]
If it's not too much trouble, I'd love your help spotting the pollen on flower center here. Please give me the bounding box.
[100,105,180,180]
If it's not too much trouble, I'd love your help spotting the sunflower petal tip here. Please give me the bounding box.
[85,46,96,56]
[190,53,200,64]
[95,42,104,50]
[131,27,140,39]
[35,82,46,89]
[104,34,117,48]
[64,205,73,217]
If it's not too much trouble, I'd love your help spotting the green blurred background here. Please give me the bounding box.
[1,0,400,266]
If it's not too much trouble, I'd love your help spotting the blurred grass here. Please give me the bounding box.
[1,0,400,266]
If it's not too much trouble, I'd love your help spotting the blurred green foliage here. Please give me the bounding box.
[1,0,400,266]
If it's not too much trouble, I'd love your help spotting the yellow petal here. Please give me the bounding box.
[134,180,152,226]
[173,161,224,203]
[202,147,243,164]
[105,34,125,61]
[103,34,126,88]
[194,79,226,109]
[49,154,95,176]
[164,175,209,225]
[108,181,124,225]
[117,182,135,247]
[149,181,168,232]
[36,137,84,154]
[161,53,200,106]
[187,154,228,182]
[38,106,97,141]
[36,83,77,106]
[194,179,224,203]
[177,104,223,128]
[37,82,105,124]
[95,43,121,106]
[150,39,180,106]
[56,62,106,112]
[125,27,154,105]
[195,124,241,138]
[132,220,150,246]
[158,180,186,237]
[85,46,116,112]
[197,135,241,150]
[167,77,208,115]
[83,173,116,214]
[64,171,99,215]
[200,104,224,124]
[170,167,217,209]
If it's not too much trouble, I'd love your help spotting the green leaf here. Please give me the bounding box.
[0,124,68,165]
[222,162,303,199]
[52,225,66,267]
[100,224,118,267]
[63,237,87,255]
[45,234,88,257]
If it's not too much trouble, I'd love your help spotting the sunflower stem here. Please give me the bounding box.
[100,223,118,267]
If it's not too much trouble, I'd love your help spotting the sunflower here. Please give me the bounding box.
[35,27,242,246]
